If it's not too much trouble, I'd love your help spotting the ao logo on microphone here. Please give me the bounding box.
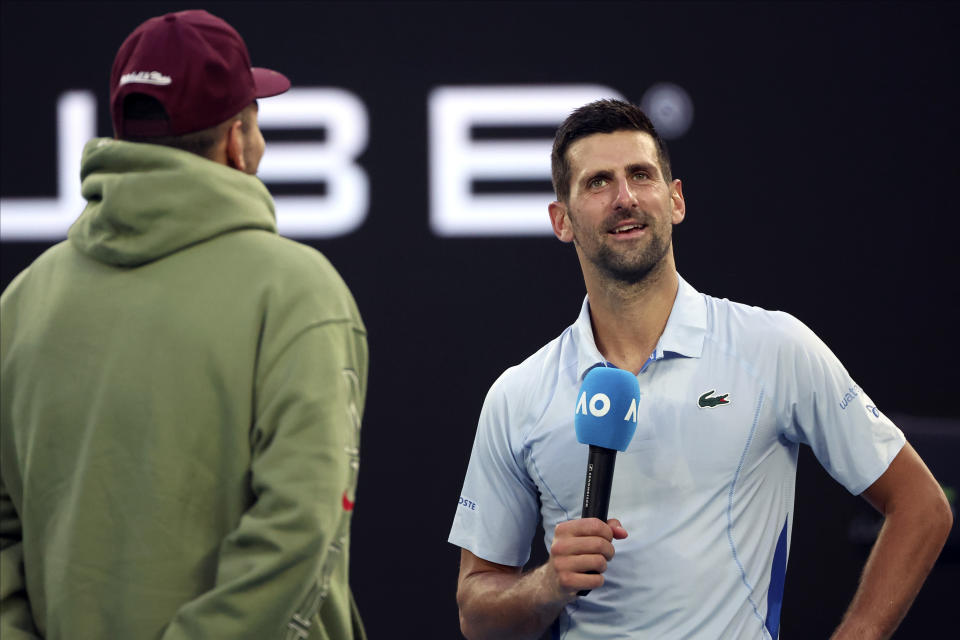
[576,391,639,422]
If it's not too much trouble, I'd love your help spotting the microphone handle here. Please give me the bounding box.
[578,445,617,596]
[582,445,617,520]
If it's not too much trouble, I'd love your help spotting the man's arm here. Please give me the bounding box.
[0,472,40,639]
[831,442,953,640]
[457,518,627,640]
[160,319,367,639]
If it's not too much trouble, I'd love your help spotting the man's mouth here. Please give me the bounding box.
[610,223,646,234]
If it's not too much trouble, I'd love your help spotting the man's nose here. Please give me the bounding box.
[613,178,639,209]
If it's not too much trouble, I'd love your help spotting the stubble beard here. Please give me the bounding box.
[574,211,673,286]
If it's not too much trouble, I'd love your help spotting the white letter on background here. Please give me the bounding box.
[0,89,369,240]
[0,91,95,240]
[257,88,369,237]
[428,85,622,237]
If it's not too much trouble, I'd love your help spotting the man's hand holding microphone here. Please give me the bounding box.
[547,365,640,600]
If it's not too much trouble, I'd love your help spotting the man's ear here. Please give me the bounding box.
[670,179,686,225]
[224,119,246,172]
[549,200,574,243]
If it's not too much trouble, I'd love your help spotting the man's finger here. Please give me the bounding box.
[607,518,628,539]
[551,534,616,557]
[557,517,614,540]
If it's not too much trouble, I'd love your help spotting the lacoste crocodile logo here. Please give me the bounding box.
[698,389,730,408]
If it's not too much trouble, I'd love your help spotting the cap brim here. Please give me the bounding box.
[252,67,291,98]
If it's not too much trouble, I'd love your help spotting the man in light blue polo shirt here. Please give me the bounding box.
[449,99,952,640]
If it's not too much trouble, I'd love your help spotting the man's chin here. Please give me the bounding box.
[596,250,670,285]
[603,267,656,285]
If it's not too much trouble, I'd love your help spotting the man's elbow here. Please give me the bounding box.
[456,585,479,639]
[931,486,954,543]
[909,481,956,551]
[456,586,499,640]
[459,608,476,640]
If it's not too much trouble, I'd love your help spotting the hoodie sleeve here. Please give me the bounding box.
[160,316,368,639]
[0,473,41,639]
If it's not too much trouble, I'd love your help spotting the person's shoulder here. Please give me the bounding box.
[230,232,362,326]
[1,241,72,305]
[704,293,813,345]
[233,232,340,281]
[701,292,829,371]
[484,326,572,419]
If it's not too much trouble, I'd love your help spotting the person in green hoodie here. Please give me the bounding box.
[0,10,367,640]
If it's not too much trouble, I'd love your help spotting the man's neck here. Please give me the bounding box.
[583,254,679,374]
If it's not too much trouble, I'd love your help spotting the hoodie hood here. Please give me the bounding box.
[68,138,277,267]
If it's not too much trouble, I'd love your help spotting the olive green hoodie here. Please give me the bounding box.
[0,139,367,639]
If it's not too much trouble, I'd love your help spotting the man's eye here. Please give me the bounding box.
[589,177,607,188]
[633,172,649,180]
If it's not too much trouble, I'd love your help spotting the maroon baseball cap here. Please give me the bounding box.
[110,9,290,138]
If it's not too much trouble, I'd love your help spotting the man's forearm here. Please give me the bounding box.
[457,519,624,639]
[458,564,570,640]
[831,493,952,639]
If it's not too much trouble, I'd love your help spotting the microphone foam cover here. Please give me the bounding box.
[574,366,640,451]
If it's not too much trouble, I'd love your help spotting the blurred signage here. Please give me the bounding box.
[0,83,693,240]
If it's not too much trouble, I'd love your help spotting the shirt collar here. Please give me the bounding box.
[573,274,707,380]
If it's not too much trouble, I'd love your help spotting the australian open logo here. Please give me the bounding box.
[576,391,639,422]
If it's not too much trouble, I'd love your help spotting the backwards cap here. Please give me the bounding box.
[110,9,290,138]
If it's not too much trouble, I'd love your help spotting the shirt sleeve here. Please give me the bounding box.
[160,318,367,639]
[773,312,905,495]
[448,372,541,567]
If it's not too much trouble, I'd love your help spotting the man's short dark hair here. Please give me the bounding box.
[120,93,229,159]
[551,99,672,202]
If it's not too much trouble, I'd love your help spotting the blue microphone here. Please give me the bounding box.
[574,366,640,596]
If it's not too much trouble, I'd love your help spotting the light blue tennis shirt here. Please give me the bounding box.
[449,275,905,640]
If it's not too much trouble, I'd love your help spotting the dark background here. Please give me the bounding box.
[2,1,957,637]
